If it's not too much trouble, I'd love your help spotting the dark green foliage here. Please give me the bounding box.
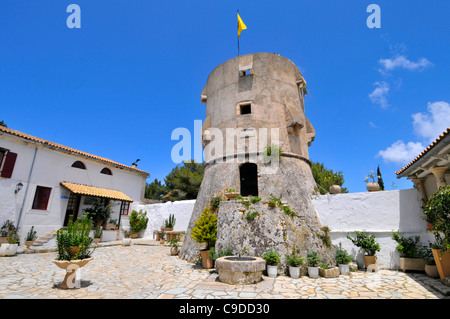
[424,185,450,252]
[209,247,234,262]
[311,161,348,195]
[0,120,7,127]
[164,160,204,201]
[210,196,222,211]
[306,251,321,267]
[377,165,385,190]
[25,226,37,241]
[84,203,112,227]
[263,248,281,266]
[56,215,94,261]
[285,248,304,267]
[392,232,424,258]
[129,210,149,233]
[245,210,259,222]
[346,231,380,256]
[164,214,176,228]
[335,245,353,264]
[145,178,167,200]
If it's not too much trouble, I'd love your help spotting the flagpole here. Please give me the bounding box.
[237,9,240,56]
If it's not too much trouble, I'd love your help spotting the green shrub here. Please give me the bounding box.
[285,248,304,267]
[191,207,217,250]
[25,226,37,241]
[245,210,259,222]
[346,231,380,256]
[392,232,423,258]
[129,210,149,233]
[306,251,321,267]
[56,214,94,261]
[165,214,176,228]
[263,248,281,266]
[84,203,112,227]
[209,247,234,261]
[335,246,352,265]
[424,185,450,252]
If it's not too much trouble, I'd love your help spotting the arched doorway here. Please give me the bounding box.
[240,163,258,196]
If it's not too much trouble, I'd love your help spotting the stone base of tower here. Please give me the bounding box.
[178,156,336,272]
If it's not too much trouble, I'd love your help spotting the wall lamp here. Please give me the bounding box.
[15,182,23,194]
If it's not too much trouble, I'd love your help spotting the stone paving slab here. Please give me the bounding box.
[0,245,448,299]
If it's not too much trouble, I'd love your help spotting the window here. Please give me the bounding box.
[120,201,130,215]
[0,148,7,167]
[240,163,258,196]
[0,149,17,178]
[240,103,252,115]
[71,161,86,169]
[100,167,112,175]
[32,186,52,210]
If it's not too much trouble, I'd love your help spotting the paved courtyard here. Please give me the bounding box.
[0,242,449,299]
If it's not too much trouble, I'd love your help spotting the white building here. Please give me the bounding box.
[0,125,149,241]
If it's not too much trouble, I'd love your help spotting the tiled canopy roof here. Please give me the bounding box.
[61,182,134,202]
[0,125,149,176]
[395,127,450,176]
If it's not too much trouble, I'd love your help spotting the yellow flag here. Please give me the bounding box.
[237,13,247,37]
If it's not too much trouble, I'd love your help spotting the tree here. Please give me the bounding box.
[377,165,385,190]
[164,160,204,201]
[0,120,7,127]
[145,178,167,200]
[310,161,348,195]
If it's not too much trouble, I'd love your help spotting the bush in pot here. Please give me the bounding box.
[0,220,16,245]
[122,229,132,246]
[424,185,450,279]
[129,210,149,238]
[191,207,217,269]
[84,203,112,228]
[346,231,380,268]
[168,238,180,255]
[25,226,37,248]
[335,245,352,275]
[285,248,304,279]
[392,231,427,272]
[0,229,20,257]
[263,248,281,278]
[422,244,439,278]
[306,251,321,278]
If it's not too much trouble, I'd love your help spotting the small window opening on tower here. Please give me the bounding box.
[240,103,252,115]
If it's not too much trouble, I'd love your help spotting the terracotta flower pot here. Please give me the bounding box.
[200,249,214,269]
[53,257,94,289]
[363,255,378,268]
[432,249,450,279]
[366,182,380,192]
[170,246,179,256]
[425,264,440,279]
[329,185,342,194]
[225,193,240,199]
[131,232,139,239]
[25,241,35,249]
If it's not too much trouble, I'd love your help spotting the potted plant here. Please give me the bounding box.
[285,248,304,279]
[122,229,132,246]
[0,220,16,245]
[93,225,103,244]
[105,219,118,230]
[423,244,439,279]
[335,245,353,275]
[364,171,380,192]
[319,263,340,278]
[129,210,149,238]
[162,214,176,232]
[263,248,281,278]
[25,226,37,248]
[191,207,217,269]
[209,247,234,268]
[53,214,94,289]
[0,229,20,257]
[224,188,240,199]
[346,231,380,268]
[84,203,112,227]
[306,251,321,278]
[168,238,180,255]
[392,232,427,272]
[159,230,166,245]
[424,185,450,279]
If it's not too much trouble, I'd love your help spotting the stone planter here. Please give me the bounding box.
[319,267,340,278]
[338,264,350,275]
[366,182,380,192]
[289,266,300,279]
[329,185,341,194]
[200,249,213,269]
[105,223,118,231]
[160,239,166,245]
[267,265,278,278]
[308,266,319,278]
[122,238,132,246]
[432,249,450,279]
[0,243,18,256]
[363,255,378,268]
[161,227,173,232]
[93,237,102,244]
[53,257,94,289]
[131,232,139,239]
[399,257,427,272]
[425,264,440,279]
[170,246,179,256]
[225,192,240,200]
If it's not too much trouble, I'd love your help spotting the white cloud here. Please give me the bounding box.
[412,101,450,142]
[378,55,432,73]
[377,140,425,165]
[369,81,389,108]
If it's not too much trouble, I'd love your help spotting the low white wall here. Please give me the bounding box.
[313,189,435,270]
[120,200,196,239]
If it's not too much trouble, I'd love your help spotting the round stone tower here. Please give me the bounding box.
[179,53,335,272]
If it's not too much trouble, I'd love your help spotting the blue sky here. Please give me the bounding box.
[1,1,449,193]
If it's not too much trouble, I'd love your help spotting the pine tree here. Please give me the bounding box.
[377,165,385,190]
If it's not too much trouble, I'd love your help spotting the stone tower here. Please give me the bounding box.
[179,53,335,272]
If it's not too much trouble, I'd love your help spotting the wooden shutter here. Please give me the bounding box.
[1,152,17,178]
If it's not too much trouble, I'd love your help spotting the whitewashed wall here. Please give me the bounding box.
[313,189,434,270]
[120,200,196,239]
